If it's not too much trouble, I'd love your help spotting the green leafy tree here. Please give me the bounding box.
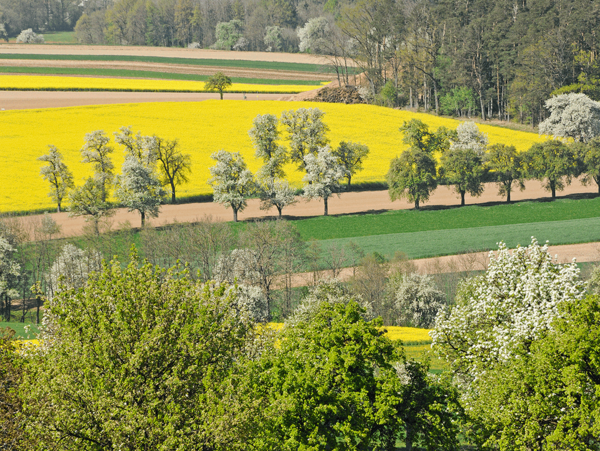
[148,135,192,203]
[250,300,406,450]
[332,141,370,188]
[38,145,74,213]
[399,119,455,154]
[485,143,525,202]
[439,148,485,206]
[281,108,329,172]
[68,177,115,236]
[208,150,255,222]
[523,140,578,199]
[205,72,233,99]
[578,137,600,193]
[21,253,257,451]
[387,149,437,209]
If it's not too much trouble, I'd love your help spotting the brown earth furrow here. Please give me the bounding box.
[0,59,333,81]
[0,44,339,65]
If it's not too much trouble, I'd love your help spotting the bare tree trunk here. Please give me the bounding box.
[141,211,146,227]
[324,196,328,216]
[461,191,466,206]
[170,181,177,203]
[233,208,238,222]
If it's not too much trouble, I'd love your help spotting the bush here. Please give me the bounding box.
[16,28,44,44]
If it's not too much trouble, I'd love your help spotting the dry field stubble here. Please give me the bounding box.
[0,100,546,212]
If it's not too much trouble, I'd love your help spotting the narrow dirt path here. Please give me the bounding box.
[23,178,599,237]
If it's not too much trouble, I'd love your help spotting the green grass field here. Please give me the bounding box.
[1,321,40,338]
[43,31,78,44]
[294,196,600,241]
[0,66,325,85]
[0,53,339,73]
[316,216,600,262]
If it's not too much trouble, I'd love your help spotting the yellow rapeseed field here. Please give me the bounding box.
[268,323,431,343]
[0,75,323,93]
[0,100,545,212]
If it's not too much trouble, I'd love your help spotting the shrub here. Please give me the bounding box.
[16,28,44,44]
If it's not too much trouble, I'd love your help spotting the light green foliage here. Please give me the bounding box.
[264,25,282,52]
[213,19,243,50]
[523,140,578,198]
[38,145,74,213]
[387,149,437,209]
[0,327,26,449]
[332,141,369,187]
[281,107,330,171]
[80,130,115,203]
[68,177,115,236]
[378,80,399,107]
[21,253,257,450]
[440,87,476,117]
[205,71,233,99]
[399,119,455,154]
[208,150,255,222]
[485,143,525,202]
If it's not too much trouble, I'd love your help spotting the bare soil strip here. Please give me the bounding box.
[29,179,599,238]
[0,59,333,81]
[0,91,285,110]
[0,44,332,65]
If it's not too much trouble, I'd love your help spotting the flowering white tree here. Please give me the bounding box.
[302,146,346,216]
[46,244,102,299]
[389,272,446,328]
[114,126,155,166]
[80,130,114,203]
[297,16,331,54]
[249,114,297,217]
[68,178,115,236]
[431,237,586,380]
[38,145,74,213]
[116,156,165,227]
[539,93,600,143]
[0,237,20,321]
[16,28,44,43]
[450,121,488,155]
[208,150,255,222]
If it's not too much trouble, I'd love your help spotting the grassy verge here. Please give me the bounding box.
[0,66,326,85]
[0,53,340,73]
[0,321,40,338]
[42,31,78,44]
[317,216,600,262]
[294,196,600,241]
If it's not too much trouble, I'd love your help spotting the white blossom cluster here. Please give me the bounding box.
[46,244,102,299]
[450,121,488,155]
[431,237,586,378]
[539,93,600,143]
[390,272,446,328]
[287,278,373,327]
[16,28,44,43]
[302,146,346,203]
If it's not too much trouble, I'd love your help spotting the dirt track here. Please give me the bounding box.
[30,178,599,238]
[0,59,333,81]
[0,44,334,65]
[0,91,288,110]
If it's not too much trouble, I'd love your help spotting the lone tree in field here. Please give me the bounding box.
[208,150,255,222]
[302,146,346,216]
[539,93,600,143]
[116,156,165,227]
[485,143,525,202]
[80,130,115,203]
[38,145,74,213]
[68,178,115,236]
[147,135,192,203]
[523,140,578,199]
[205,72,232,100]
[332,141,369,188]
[249,113,297,218]
[281,108,329,172]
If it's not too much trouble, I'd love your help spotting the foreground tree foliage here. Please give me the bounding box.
[523,140,578,199]
[249,299,461,451]
[21,251,258,450]
[0,327,26,450]
[485,144,525,202]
